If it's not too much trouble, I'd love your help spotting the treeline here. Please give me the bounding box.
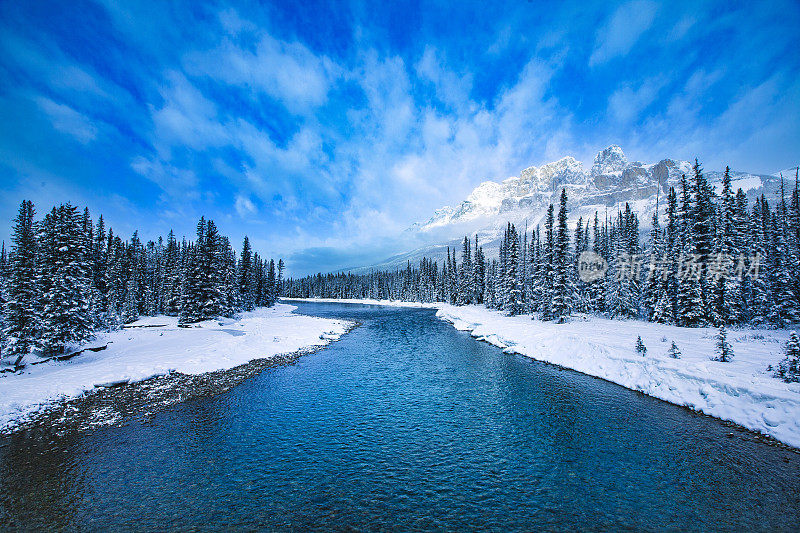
[288,161,800,328]
[0,201,283,358]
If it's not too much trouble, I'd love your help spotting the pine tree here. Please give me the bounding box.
[541,205,555,319]
[38,204,94,353]
[714,325,733,362]
[644,198,663,320]
[677,176,706,327]
[238,236,255,311]
[121,275,139,323]
[277,259,285,299]
[667,341,681,359]
[473,236,485,305]
[691,159,714,321]
[652,192,676,323]
[747,197,769,324]
[775,331,800,382]
[552,188,573,322]
[266,259,277,306]
[457,236,473,305]
[709,167,740,325]
[635,335,647,355]
[506,226,524,315]
[2,201,39,360]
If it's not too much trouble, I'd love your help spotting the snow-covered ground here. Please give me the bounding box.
[287,298,800,448]
[0,303,352,431]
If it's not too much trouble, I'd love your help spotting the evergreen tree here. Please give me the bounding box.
[635,335,647,355]
[277,259,285,298]
[2,201,39,359]
[644,198,663,320]
[667,341,681,359]
[238,236,255,311]
[506,226,524,315]
[266,259,277,306]
[541,205,555,319]
[38,204,94,353]
[457,236,473,305]
[473,236,486,305]
[677,176,706,326]
[775,331,800,382]
[714,325,733,362]
[552,188,573,322]
[710,167,741,325]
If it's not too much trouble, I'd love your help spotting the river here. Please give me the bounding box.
[1,302,798,530]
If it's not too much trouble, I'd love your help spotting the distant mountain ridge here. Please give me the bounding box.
[357,146,791,273]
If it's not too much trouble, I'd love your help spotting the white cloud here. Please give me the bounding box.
[183,20,338,115]
[607,77,666,124]
[130,156,200,200]
[35,97,98,144]
[589,0,658,66]
[235,194,257,217]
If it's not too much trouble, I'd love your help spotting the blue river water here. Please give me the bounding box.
[1,302,799,531]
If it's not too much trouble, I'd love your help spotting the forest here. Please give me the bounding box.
[0,203,282,359]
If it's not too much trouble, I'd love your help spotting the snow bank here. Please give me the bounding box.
[287,298,800,448]
[0,304,352,431]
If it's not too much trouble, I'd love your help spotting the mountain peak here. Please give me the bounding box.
[591,145,627,176]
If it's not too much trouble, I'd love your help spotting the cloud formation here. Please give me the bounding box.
[0,0,798,274]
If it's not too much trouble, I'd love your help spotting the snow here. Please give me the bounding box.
[287,298,800,448]
[0,303,352,431]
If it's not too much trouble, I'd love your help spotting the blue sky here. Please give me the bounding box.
[1,0,798,274]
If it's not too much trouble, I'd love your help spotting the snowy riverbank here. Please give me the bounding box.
[0,303,352,431]
[286,298,800,448]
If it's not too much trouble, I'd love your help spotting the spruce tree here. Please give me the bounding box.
[667,341,681,359]
[2,201,39,359]
[506,226,524,315]
[238,236,255,311]
[635,335,647,355]
[457,236,473,305]
[775,331,800,382]
[714,325,733,362]
[266,259,277,306]
[541,206,555,319]
[677,176,706,327]
[473,236,486,305]
[38,204,94,353]
[552,188,572,322]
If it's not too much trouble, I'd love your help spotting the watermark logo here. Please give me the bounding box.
[576,252,763,282]
[578,251,608,282]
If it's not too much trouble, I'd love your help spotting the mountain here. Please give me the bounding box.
[356,146,789,273]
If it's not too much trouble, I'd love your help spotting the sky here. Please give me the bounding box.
[1,0,799,275]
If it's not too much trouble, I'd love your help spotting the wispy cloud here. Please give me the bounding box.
[589,0,658,66]
[0,0,798,274]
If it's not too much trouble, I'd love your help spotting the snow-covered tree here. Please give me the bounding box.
[552,188,573,322]
[38,204,94,354]
[635,335,647,355]
[2,201,39,359]
[714,325,733,362]
[667,341,681,359]
[775,331,800,382]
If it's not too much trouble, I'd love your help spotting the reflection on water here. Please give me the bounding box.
[1,303,798,531]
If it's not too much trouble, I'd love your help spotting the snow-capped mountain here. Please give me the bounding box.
[357,146,788,273]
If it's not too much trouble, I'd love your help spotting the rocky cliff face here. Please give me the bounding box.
[412,145,697,232]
